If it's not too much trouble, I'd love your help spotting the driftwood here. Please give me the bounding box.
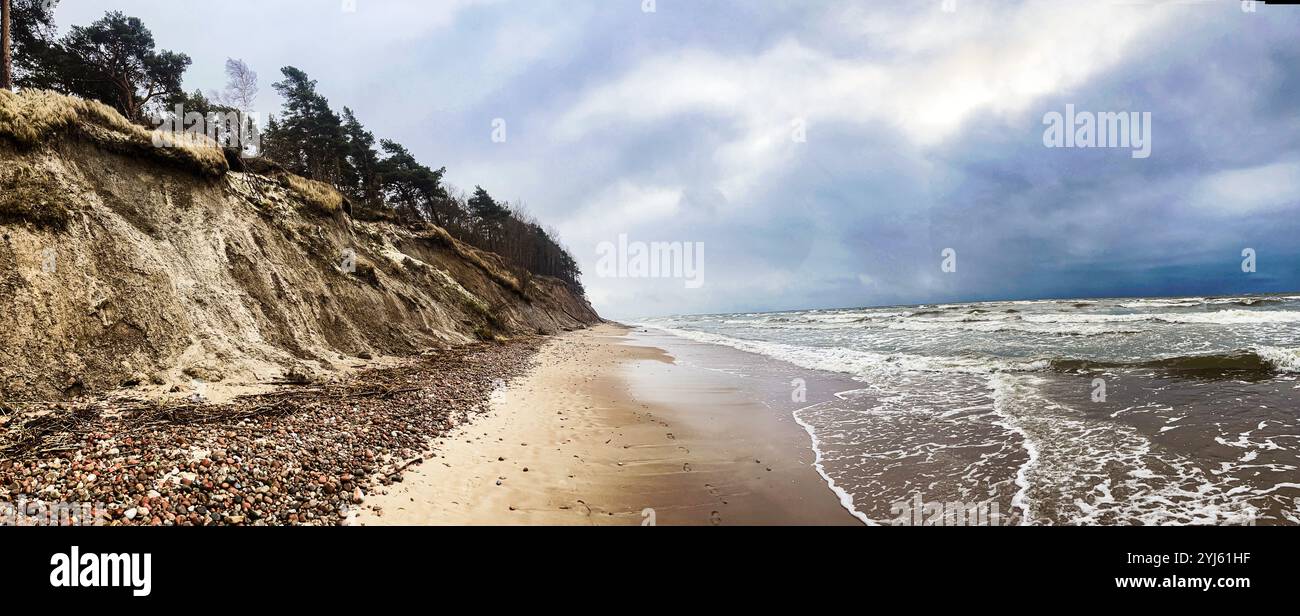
[394,456,425,473]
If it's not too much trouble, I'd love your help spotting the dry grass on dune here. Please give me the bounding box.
[0,89,351,224]
[422,225,526,297]
[0,88,229,177]
[281,173,346,216]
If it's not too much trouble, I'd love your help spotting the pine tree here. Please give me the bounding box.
[265,66,348,184]
[58,12,191,122]
[8,1,61,91]
[341,107,382,212]
[376,140,452,225]
[468,185,511,249]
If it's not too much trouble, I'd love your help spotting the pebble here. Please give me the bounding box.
[0,340,546,526]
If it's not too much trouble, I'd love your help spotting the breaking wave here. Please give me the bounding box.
[643,327,1300,380]
[1050,349,1300,378]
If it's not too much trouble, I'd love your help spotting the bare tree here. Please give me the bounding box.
[212,58,258,111]
[2,0,12,91]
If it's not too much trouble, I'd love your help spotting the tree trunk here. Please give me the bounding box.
[1,0,13,91]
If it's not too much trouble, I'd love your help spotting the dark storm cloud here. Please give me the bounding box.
[52,1,1300,317]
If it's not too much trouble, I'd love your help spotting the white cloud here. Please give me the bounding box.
[557,181,684,248]
[553,2,1175,207]
[1191,161,1300,215]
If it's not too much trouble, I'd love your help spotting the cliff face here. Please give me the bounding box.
[0,92,599,401]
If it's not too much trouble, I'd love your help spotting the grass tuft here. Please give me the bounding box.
[281,174,345,216]
[0,89,228,177]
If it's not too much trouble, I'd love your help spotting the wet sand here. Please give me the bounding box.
[360,324,861,526]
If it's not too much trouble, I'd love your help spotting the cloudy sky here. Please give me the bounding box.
[57,1,1300,318]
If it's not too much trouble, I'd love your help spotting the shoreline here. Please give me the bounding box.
[791,393,876,526]
[361,324,861,526]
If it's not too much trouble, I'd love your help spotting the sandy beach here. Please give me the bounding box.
[360,324,861,526]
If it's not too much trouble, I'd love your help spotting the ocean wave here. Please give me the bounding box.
[645,326,1300,380]
[1049,348,1300,377]
[882,319,1140,337]
[718,311,913,326]
[1021,309,1300,325]
[1118,300,1204,309]
[726,307,1300,330]
[1118,297,1284,309]
[642,326,1049,378]
[1256,346,1300,373]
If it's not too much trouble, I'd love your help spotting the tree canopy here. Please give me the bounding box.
[56,11,191,122]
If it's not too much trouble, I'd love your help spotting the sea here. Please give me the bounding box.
[639,294,1300,525]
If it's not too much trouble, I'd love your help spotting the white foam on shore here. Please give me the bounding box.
[649,325,1037,525]
[988,374,1039,526]
[984,375,1271,525]
[792,392,879,526]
